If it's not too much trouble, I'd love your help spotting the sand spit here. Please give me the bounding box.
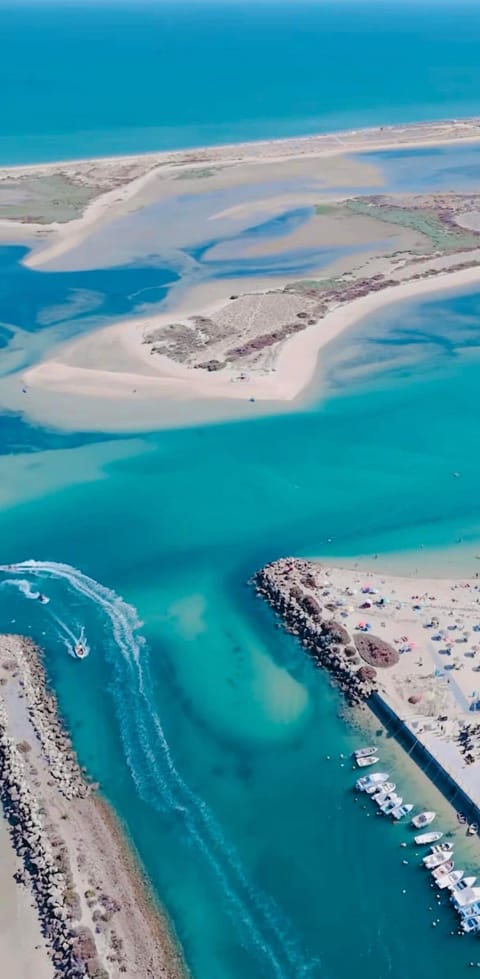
[3,115,480,178]
[254,558,480,813]
[0,634,185,979]
[0,115,479,266]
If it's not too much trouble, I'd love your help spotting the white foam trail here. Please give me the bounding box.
[1,578,40,600]
[0,560,315,979]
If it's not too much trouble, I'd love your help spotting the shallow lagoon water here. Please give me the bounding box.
[2,286,480,976]
[2,3,480,968]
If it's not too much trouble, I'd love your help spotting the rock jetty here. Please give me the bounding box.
[0,633,186,979]
[252,558,397,705]
[0,699,93,977]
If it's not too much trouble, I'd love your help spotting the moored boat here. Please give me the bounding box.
[432,859,454,880]
[353,746,377,760]
[424,849,453,870]
[461,915,480,934]
[366,780,395,797]
[356,755,379,768]
[379,794,402,814]
[438,869,463,890]
[391,803,414,820]
[414,831,443,846]
[451,886,480,912]
[451,876,477,894]
[411,811,436,829]
[371,787,396,805]
[356,772,389,791]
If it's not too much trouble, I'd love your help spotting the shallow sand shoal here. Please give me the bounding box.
[7,261,480,434]
[1,115,479,269]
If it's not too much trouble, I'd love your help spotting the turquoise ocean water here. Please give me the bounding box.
[1,0,480,164]
[2,3,480,978]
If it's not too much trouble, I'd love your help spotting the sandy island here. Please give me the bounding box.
[1,118,480,430]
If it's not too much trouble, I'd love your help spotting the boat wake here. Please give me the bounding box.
[1,577,41,601]
[0,559,316,979]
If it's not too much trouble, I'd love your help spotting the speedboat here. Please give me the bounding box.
[451,876,477,894]
[356,755,379,768]
[414,831,443,846]
[411,811,436,829]
[37,593,50,605]
[356,772,389,792]
[438,869,463,890]
[353,747,377,760]
[366,780,395,796]
[391,803,414,821]
[461,915,480,934]
[74,642,88,660]
[432,860,454,880]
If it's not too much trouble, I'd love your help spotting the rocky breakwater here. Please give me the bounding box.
[0,635,105,978]
[0,698,92,977]
[252,558,398,706]
[9,637,91,801]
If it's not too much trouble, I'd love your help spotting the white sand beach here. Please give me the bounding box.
[259,557,480,815]
[4,260,480,433]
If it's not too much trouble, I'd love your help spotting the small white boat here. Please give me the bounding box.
[74,627,89,660]
[414,831,443,846]
[354,746,377,760]
[467,823,479,837]
[380,794,402,814]
[356,755,379,768]
[451,876,477,894]
[366,780,395,796]
[371,783,396,802]
[451,886,480,911]
[423,842,454,863]
[438,869,463,890]
[432,859,454,880]
[391,803,414,821]
[424,850,453,870]
[411,811,436,829]
[37,593,50,605]
[461,915,480,934]
[356,772,389,791]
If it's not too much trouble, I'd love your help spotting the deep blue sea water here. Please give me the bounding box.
[1,0,480,164]
[2,3,480,979]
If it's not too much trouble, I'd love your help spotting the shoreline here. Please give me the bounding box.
[0,114,479,273]
[253,558,480,822]
[0,633,186,979]
[2,115,480,176]
[13,258,480,434]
